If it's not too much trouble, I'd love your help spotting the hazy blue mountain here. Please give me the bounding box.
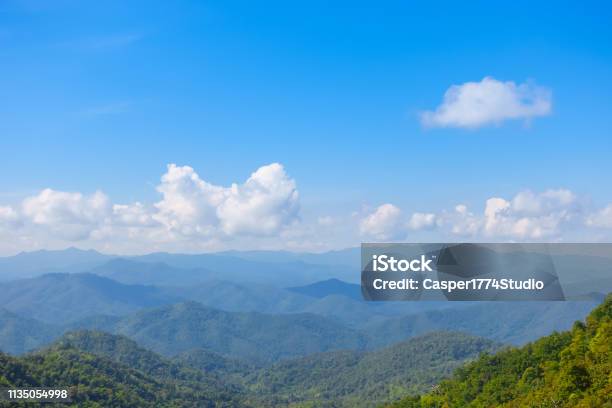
[0,273,181,324]
[165,279,454,327]
[0,309,62,354]
[90,258,212,286]
[247,331,500,407]
[0,247,360,286]
[129,252,357,285]
[363,300,599,347]
[169,280,312,314]
[288,278,362,300]
[219,247,360,268]
[0,247,111,281]
[75,301,368,363]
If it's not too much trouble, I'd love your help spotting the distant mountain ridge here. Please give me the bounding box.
[288,278,363,301]
[73,301,369,363]
[0,273,181,324]
[0,247,360,286]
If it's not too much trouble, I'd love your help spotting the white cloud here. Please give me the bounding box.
[4,171,612,254]
[482,189,579,239]
[450,204,481,236]
[153,162,299,237]
[0,163,302,254]
[0,205,20,226]
[445,189,581,239]
[317,216,336,226]
[359,204,403,240]
[407,212,439,230]
[153,164,227,236]
[112,202,156,227]
[21,189,110,240]
[421,77,551,129]
[586,204,612,228]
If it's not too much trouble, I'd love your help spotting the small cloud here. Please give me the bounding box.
[407,212,439,231]
[420,77,551,129]
[359,204,403,241]
[586,204,612,229]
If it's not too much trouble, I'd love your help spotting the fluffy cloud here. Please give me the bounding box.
[440,189,581,239]
[0,206,20,226]
[112,202,156,227]
[364,189,596,241]
[216,163,299,236]
[21,189,110,240]
[480,189,578,239]
[421,77,551,129]
[0,163,301,253]
[586,204,612,228]
[359,204,403,240]
[407,212,439,230]
[153,163,299,237]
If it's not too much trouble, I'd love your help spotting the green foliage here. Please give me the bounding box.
[244,332,499,407]
[82,301,368,363]
[0,273,178,324]
[0,332,242,407]
[388,293,612,408]
[0,309,61,354]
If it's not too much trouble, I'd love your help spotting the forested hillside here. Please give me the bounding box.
[0,346,241,407]
[243,332,499,407]
[389,294,612,408]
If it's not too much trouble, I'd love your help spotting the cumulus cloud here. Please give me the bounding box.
[112,202,156,227]
[586,204,612,229]
[363,189,592,241]
[0,162,301,254]
[153,163,299,237]
[4,170,612,253]
[441,189,581,239]
[0,206,20,226]
[407,212,439,230]
[21,189,110,240]
[421,77,551,129]
[481,189,579,239]
[216,163,299,236]
[360,204,403,240]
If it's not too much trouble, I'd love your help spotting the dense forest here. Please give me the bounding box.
[389,293,612,407]
[243,331,498,407]
[0,334,241,407]
[0,295,609,407]
[0,330,496,407]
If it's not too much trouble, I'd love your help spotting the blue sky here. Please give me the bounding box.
[1,1,612,254]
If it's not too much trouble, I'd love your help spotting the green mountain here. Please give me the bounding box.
[0,273,181,324]
[90,258,212,286]
[288,278,362,301]
[0,344,241,407]
[389,294,612,408]
[52,330,242,390]
[76,301,368,363]
[0,247,111,281]
[0,308,61,354]
[364,301,598,346]
[244,331,499,407]
[175,348,257,378]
